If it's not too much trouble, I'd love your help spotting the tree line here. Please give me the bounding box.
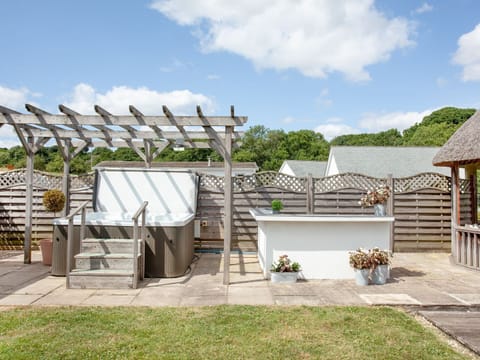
[0,107,475,173]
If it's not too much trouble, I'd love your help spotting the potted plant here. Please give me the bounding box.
[359,185,391,216]
[271,199,284,214]
[369,247,391,285]
[39,189,66,266]
[349,248,372,286]
[270,254,301,283]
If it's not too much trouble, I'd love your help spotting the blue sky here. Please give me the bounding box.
[1,0,479,147]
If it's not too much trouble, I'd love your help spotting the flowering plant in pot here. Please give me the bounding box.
[359,185,391,216]
[368,247,391,285]
[270,254,301,283]
[349,248,372,286]
[39,189,66,266]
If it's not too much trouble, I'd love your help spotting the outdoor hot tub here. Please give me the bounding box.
[52,168,198,278]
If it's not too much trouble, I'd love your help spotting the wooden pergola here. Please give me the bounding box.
[0,104,247,284]
[433,109,480,270]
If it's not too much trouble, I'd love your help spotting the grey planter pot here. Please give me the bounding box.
[354,268,370,286]
[270,271,298,283]
[374,203,386,216]
[371,264,390,285]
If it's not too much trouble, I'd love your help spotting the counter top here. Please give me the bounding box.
[249,208,395,223]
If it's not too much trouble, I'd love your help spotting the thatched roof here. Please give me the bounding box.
[433,110,480,167]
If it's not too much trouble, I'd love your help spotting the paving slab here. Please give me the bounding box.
[420,310,480,355]
[359,293,422,305]
[0,294,44,306]
[228,286,273,305]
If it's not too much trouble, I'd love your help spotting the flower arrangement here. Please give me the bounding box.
[369,247,391,268]
[349,248,372,270]
[359,185,391,207]
[349,247,391,270]
[271,254,301,273]
[271,199,284,212]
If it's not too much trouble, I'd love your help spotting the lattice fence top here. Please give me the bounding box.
[200,171,307,193]
[0,169,94,190]
[394,172,450,193]
[314,173,386,193]
[0,169,472,194]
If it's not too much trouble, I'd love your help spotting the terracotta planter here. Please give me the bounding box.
[39,238,53,266]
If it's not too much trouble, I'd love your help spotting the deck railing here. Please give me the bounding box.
[66,200,89,288]
[455,225,480,270]
[132,201,148,289]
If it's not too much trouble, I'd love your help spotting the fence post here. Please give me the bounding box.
[387,174,395,251]
[306,173,314,214]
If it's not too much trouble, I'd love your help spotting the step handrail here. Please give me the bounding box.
[132,201,148,289]
[65,200,90,288]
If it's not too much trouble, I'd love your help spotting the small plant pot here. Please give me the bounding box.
[354,268,370,286]
[371,265,389,285]
[272,209,280,214]
[39,238,53,266]
[270,272,298,283]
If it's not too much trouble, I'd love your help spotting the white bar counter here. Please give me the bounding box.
[249,208,394,279]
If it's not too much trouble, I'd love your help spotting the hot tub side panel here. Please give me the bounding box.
[52,221,194,278]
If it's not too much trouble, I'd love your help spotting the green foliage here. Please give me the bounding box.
[271,254,301,272]
[331,129,403,146]
[0,306,466,359]
[271,199,284,211]
[401,107,475,146]
[233,126,330,171]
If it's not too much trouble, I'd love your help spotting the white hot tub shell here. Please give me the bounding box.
[52,168,198,277]
[250,208,394,280]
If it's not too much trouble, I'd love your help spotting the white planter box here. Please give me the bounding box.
[250,208,394,280]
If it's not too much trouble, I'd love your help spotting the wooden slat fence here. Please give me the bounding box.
[0,169,475,252]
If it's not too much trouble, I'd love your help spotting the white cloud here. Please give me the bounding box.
[150,0,414,81]
[0,85,31,111]
[358,109,432,132]
[206,74,220,80]
[64,83,215,115]
[414,3,433,14]
[0,85,36,148]
[315,118,359,140]
[453,24,480,81]
[314,109,433,140]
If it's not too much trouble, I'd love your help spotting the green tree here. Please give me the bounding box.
[402,107,475,145]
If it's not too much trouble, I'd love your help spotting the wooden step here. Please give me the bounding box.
[74,253,140,270]
[81,238,141,254]
[68,269,134,289]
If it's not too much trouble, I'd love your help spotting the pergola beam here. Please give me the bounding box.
[0,104,246,279]
[1,113,247,127]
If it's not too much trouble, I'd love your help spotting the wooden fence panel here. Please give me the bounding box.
[0,170,476,252]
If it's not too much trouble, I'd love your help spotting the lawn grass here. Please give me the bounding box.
[0,305,467,359]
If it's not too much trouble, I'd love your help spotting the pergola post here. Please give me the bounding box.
[62,139,71,216]
[223,126,233,285]
[451,164,460,257]
[24,137,35,264]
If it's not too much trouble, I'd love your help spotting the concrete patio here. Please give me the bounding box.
[1,250,480,307]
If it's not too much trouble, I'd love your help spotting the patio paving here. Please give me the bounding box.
[1,250,480,354]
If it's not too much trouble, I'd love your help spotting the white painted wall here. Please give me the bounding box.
[251,209,393,279]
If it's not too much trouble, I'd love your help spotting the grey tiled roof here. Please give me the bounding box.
[282,160,327,177]
[329,146,449,177]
